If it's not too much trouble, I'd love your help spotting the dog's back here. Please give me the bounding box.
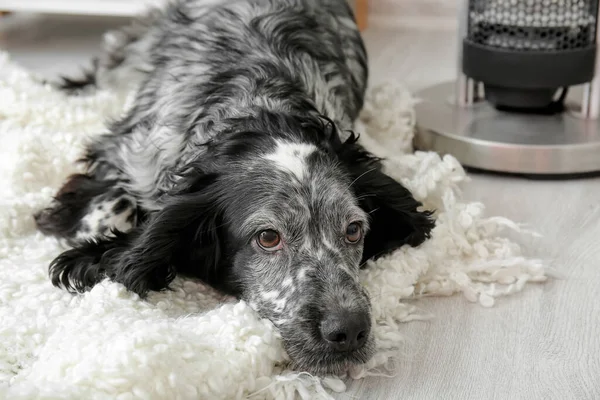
[81,0,367,198]
[38,0,368,242]
[76,0,367,126]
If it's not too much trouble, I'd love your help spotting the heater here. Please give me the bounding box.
[415,0,600,175]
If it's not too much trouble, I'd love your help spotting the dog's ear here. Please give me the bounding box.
[107,173,227,296]
[334,134,435,263]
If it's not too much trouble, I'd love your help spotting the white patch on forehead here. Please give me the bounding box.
[263,141,316,180]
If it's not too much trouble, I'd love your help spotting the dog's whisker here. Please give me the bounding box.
[348,167,377,189]
[355,193,377,200]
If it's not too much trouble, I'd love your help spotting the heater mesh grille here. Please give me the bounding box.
[467,0,599,51]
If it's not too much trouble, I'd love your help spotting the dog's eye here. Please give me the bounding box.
[345,222,362,244]
[257,229,282,251]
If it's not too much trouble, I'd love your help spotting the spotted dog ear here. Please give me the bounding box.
[334,133,435,263]
[109,173,229,295]
[48,173,229,296]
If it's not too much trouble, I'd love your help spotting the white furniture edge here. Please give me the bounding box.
[0,0,163,16]
[370,14,457,31]
[0,0,457,31]
[371,0,457,31]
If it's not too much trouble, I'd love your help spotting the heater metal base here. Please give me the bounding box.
[414,82,600,175]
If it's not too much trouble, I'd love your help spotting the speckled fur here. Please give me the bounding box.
[34,0,434,374]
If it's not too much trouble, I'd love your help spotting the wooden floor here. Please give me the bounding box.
[1,14,599,400]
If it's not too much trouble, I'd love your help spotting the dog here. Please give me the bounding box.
[34,0,435,374]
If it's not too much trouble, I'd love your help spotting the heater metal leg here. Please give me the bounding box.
[455,0,475,107]
[581,81,600,119]
[579,5,600,120]
[456,75,478,107]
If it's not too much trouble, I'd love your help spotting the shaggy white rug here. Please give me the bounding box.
[0,51,547,400]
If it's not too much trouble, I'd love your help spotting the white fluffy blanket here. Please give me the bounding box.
[0,51,547,400]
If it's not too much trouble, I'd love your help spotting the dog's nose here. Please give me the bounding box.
[320,311,370,352]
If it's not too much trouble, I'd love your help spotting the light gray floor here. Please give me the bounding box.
[1,14,599,400]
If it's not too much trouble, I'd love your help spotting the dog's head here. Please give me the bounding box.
[118,113,434,373]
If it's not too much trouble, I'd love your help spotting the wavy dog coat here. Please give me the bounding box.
[35,0,434,373]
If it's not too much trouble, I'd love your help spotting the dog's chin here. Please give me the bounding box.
[285,336,376,375]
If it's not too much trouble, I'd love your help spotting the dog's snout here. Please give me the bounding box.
[320,311,370,352]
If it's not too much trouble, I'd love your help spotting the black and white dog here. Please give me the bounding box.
[35,0,434,373]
